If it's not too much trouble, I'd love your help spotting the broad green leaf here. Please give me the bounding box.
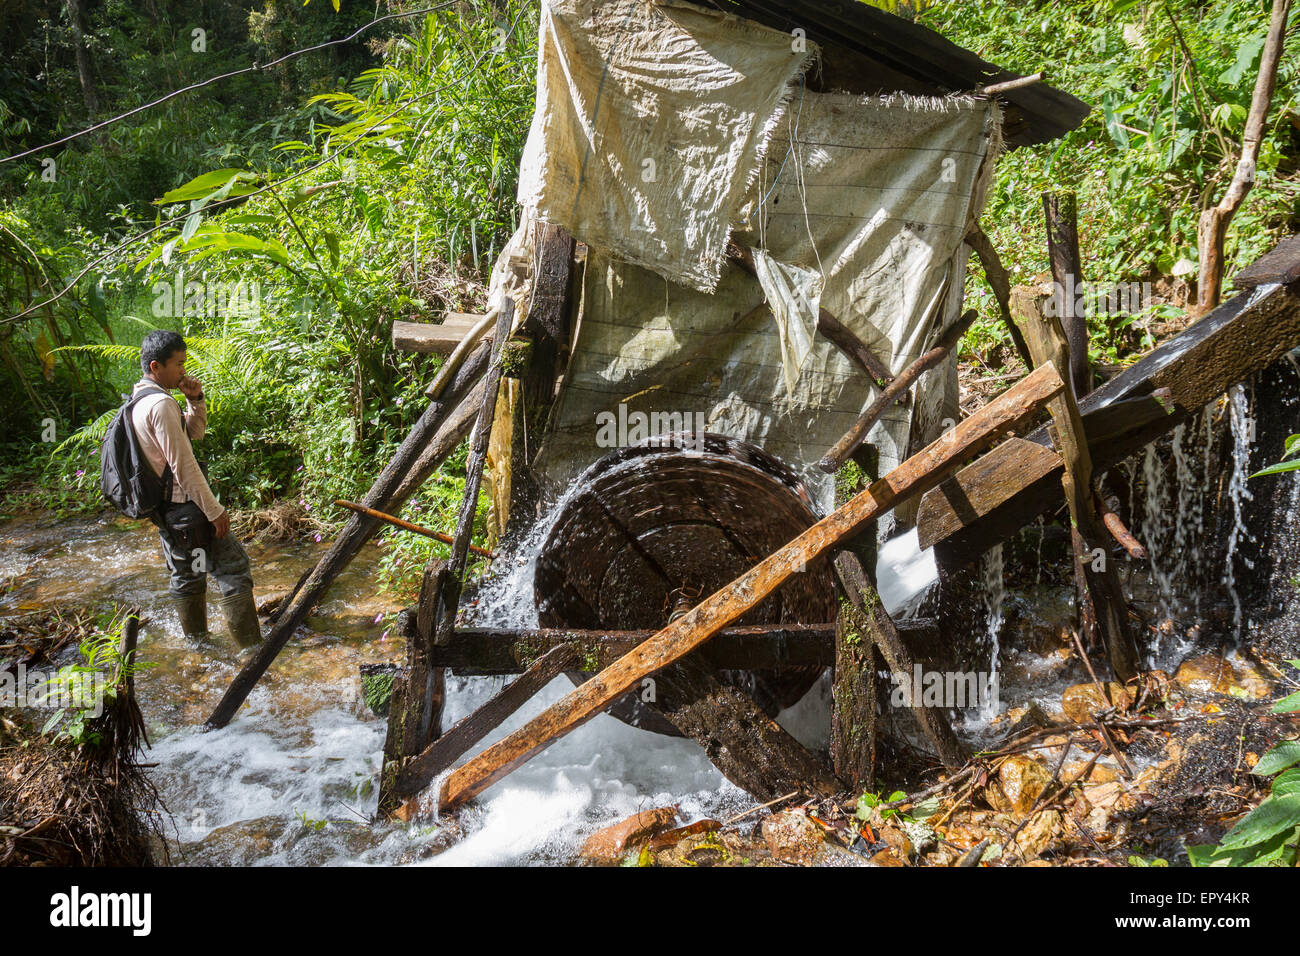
[1190,824,1300,867]
[1219,794,1300,850]
[1252,459,1300,478]
[1273,769,1300,797]
[157,169,255,205]
[911,796,944,820]
[1273,690,1300,714]
[88,279,108,333]
[1219,35,1266,86]
[1101,92,1130,150]
[42,708,66,735]
[1256,740,1300,775]
[181,211,202,243]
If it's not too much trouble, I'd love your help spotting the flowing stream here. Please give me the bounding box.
[2,367,1296,864]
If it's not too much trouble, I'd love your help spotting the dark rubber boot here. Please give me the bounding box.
[217,589,262,648]
[172,590,208,640]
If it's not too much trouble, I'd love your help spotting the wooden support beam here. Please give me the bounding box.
[1044,192,1092,397]
[205,343,491,730]
[431,299,515,649]
[438,362,1065,809]
[1011,290,1139,681]
[916,279,1300,567]
[979,72,1045,96]
[1234,233,1300,288]
[410,622,844,675]
[392,644,579,801]
[965,224,1034,369]
[501,223,577,535]
[377,558,451,815]
[652,656,844,800]
[817,309,894,388]
[333,499,495,558]
[726,240,893,387]
[393,313,484,354]
[820,309,978,473]
[377,561,444,815]
[830,446,878,791]
[833,550,968,769]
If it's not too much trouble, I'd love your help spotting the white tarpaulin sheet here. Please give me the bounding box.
[517,0,815,293]
[529,89,1002,512]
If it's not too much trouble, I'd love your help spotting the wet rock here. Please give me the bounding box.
[761,810,872,867]
[989,755,1053,814]
[653,828,776,867]
[1013,809,1062,860]
[999,701,1055,737]
[1081,779,1139,832]
[1063,760,1120,784]
[869,848,905,866]
[581,806,677,863]
[879,824,914,860]
[1174,654,1271,699]
[762,810,825,865]
[1061,681,1133,722]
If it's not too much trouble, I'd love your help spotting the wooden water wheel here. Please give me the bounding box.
[534,433,835,735]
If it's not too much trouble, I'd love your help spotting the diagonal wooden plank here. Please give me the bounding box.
[439,362,1066,810]
[393,644,578,799]
[916,279,1300,566]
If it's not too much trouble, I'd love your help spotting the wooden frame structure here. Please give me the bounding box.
[197,0,1300,824]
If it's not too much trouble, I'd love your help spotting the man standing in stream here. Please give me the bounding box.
[132,329,262,648]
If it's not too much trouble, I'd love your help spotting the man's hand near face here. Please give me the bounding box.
[178,374,204,401]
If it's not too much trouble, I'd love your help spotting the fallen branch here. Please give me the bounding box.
[334,500,495,558]
[819,309,978,473]
[1095,490,1147,560]
[980,72,1045,96]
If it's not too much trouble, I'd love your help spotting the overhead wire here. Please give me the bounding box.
[0,2,461,165]
[1,2,534,327]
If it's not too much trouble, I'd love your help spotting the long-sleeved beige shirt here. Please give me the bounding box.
[130,379,225,521]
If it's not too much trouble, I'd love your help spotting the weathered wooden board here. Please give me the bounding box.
[1234,233,1300,288]
[918,281,1300,567]
[392,644,579,799]
[406,622,862,674]
[652,656,843,800]
[439,363,1064,809]
[393,313,483,354]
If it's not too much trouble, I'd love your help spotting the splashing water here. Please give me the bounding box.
[1224,384,1257,640]
[876,528,938,618]
[981,544,1006,685]
[1139,443,1177,623]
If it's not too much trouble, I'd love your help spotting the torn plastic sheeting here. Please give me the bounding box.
[517,0,816,293]
[530,92,1001,511]
[751,248,823,400]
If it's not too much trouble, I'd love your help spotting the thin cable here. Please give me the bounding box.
[1,4,532,327]
[0,2,460,165]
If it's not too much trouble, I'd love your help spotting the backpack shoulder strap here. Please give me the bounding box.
[127,383,170,411]
[123,383,176,502]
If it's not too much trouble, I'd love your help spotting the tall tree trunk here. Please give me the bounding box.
[1195,0,1291,314]
[64,0,99,119]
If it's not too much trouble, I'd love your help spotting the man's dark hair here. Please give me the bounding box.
[140,329,186,374]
